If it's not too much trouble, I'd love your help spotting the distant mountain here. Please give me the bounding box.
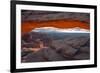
[32,27,90,33]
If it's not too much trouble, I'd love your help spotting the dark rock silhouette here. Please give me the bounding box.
[22,10,90,23]
[22,48,66,62]
[80,46,90,53]
[73,52,90,60]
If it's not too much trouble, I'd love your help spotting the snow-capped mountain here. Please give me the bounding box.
[32,27,90,33]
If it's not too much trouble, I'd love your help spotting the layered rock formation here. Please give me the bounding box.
[21,32,90,62]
